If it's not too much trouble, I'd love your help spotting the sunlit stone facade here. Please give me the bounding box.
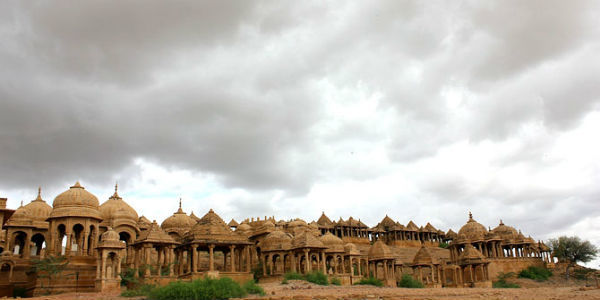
[0,183,552,295]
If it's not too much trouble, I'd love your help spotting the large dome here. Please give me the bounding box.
[49,182,102,220]
[99,185,139,224]
[320,232,344,253]
[491,220,518,240]
[161,202,196,232]
[261,230,292,251]
[6,202,33,226]
[457,212,487,241]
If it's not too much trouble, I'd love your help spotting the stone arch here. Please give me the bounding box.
[0,262,14,282]
[106,251,119,279]
[31,233,46,256]
[12,231,27,256]
[87,225,96,256]
[56,223,67,255]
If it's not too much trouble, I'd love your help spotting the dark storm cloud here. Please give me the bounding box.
[0,0,600,240]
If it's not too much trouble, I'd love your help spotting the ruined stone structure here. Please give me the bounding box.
[0,183,553,296]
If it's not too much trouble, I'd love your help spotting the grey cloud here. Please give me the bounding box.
[0,1,599,241]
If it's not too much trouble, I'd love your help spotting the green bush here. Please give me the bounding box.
[281,278,289,284]
[397,274,424,288]
[493,272,520,288]
[121,284,156,297]
[243,280,266,295]
[355,276,384,287]
[330,277,341,286]
[252,261,264,282]
[120,267,139,287]
[518,266,552,281]
[438,242,449,249]
[305,271,329,285]
[284,272,305,280]
[149,277,247,300]
[492,280,520,288]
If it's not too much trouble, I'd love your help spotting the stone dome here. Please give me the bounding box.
[236,223,252,232]
[49,182,102,220]
[261,230,293,251]
[491,220,518,240]
[22,188,52,223]
[161,202,196,232]
[320,232,343,246]
[344,243,361,255]
[101,227,120,241]
[6,202,33,226]
[99,185,138,223]
[457,212,487,241]
[288,219,307,227]
[99,227,125,249]
[263,220,275,228]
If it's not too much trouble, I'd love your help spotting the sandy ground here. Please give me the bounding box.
[253,280,600,300]
[19,280,600,300]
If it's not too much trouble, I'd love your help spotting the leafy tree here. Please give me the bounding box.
[30,255,69,294]
[549,236,598,280]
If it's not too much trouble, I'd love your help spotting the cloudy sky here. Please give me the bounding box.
[1,0,600,259]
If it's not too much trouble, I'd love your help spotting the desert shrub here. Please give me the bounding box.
[355,276,384,287]
[574,268,595,280]
[438,242,449,249]
[305,271,329,285]
[121,284,156,297]
[281,278,289,284]
[252,261,264,282]
[330,277,341,285]
[493,272,520,288]
[284,272,305,280]
[518,266,552,281]
[148,277,246,300]
[120,267,139,287]
[397,274,424,288]
[243,280,266,295]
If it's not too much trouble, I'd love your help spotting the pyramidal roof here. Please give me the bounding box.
[378,215,396,229]
[135,221,177,245]
[291,231,326,249]
[424,222,437,232]
[412,245,438,265]
[458,244,486,264]
[185,209,250,244]
[317,212,334,228]
[406,220,419,231]
[368,240,395,260]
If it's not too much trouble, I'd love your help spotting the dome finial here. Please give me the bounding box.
[20,200,23,207]
[179,197,182,209]
[72,181,83,188]
[468,211,473,220]
[499,219,504,225]
[35,186,42,201]
[112,182,120,198]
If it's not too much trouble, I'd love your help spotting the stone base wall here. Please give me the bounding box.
[33,256,98,296]
[487,258,544,279]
